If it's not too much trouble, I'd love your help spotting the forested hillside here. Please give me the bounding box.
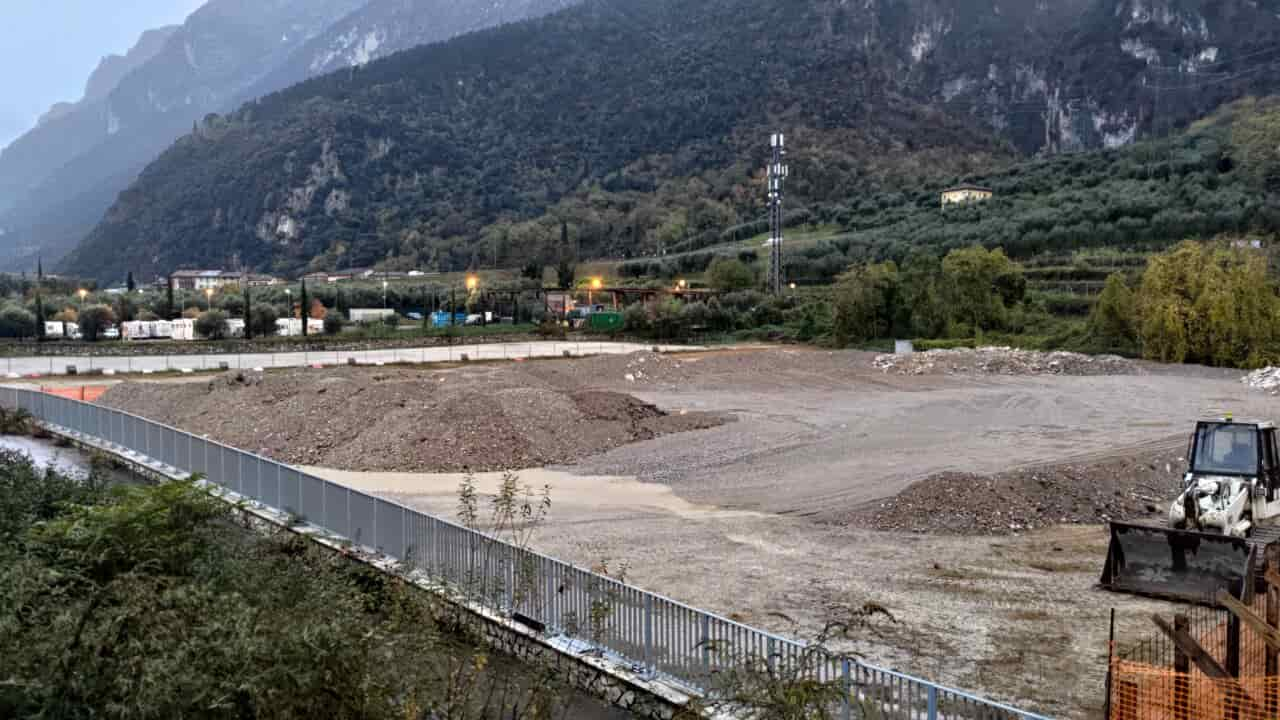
[772,96,1280,285]
[61,0,1280,282]
[63,0,1011,281]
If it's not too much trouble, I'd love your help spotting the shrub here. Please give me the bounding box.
[323,314,345,335]
[0,306,36,339]
[381,312,400,328]
[622,304,651,334]
[248,305,279,338]
[78,305,116,342]
[195,310,229,340]
[706,257,757,292]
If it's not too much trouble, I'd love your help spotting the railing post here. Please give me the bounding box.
[842,658,852,720]
[644,593,654,675]
[927,685,938,720]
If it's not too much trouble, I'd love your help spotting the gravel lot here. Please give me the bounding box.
[95,346,1278,718]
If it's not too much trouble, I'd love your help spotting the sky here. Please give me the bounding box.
[0,0,208,149]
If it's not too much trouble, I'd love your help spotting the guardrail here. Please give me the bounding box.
[1,386,1053,720]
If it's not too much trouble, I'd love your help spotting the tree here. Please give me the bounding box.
[896,251,947,338]
[1087,274,1138,352]
[126,271,136,292]
[33,293,45,341]
[113,294,137,323]
[831,262,898,346]
[36,256,43,283]
[556,222,576,289]
[942,246,1017,334]
[323,313,345,335]
[0,306,36,339]
[1136,240,1279,367]
[195,310,230,340]
[706,257,757,292]
[243,285,253,340]
[78,305,115,342]
[300,280,309,337]
[248,305,279,338]
[166,277,175,320]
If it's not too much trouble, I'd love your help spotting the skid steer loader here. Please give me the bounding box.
[1101,417,1280,604]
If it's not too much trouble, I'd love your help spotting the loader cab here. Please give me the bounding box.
[1189,420,1279,500]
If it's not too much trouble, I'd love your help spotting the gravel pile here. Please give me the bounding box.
[1242,366,1280,395]
[842,444,1185,535]
[97,364,724,472]
[873,347,1139,376]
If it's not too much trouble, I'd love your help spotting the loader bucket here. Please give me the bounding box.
[1100,522,1253,604]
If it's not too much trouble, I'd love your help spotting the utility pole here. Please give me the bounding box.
[767,132,789,295]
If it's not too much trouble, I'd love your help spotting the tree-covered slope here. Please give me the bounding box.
[62,0,1018,281]
[62,0,1280,282]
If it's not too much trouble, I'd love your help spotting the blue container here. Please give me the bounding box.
[430,312,452,328]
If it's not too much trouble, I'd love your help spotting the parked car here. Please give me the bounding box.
[103,328,120,340]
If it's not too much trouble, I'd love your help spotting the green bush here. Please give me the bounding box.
[195,309,229,340]
[78,304,116,342]
[706,257,757,292]
[248,305,278,338]
[323,313,345,335]
[0,306,36,339]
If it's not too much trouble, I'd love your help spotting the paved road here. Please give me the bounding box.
[0,341,681,377]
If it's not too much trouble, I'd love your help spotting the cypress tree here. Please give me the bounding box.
[34,292,45,341]
[166,277,176,320]
[126,271,136,292]
[244,284,253,340]
[300,280,309,338]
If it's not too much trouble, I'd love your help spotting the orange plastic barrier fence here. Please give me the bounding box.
[1110,661,1280,720]
[40,386,109,402]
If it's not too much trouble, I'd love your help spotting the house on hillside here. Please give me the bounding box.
[170,269,243,291]
[941,185,993,208]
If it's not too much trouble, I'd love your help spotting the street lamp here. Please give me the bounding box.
[77,289,87,310]
[383,280,389,309]
[589,277,602,306]
[285,288,292,315]
[466,275,479,292]
[676,279,687,291]
[789,282,797,291]
[204,287,214,311]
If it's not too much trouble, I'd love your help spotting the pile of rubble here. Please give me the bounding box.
[873,347,1139,377]
[97,365,724,473]
[1242,366,1280,395]
[843,444,1185,535]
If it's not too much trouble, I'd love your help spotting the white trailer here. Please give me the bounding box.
[171,319,196,341]
[44,321,80,339]
[350,308,396,323]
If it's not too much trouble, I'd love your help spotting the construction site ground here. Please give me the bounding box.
[94,347,1278,719]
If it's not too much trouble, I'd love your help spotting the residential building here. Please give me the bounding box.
[170,270,243,291]
[940,185,994,207]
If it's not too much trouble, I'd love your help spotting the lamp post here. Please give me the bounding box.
[589,277,602,307]
[466,274,480,325]
[77,288,87,311]
[204,287,214,312]
[383,280,389,310]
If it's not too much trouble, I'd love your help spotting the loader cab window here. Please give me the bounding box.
[1192,423,1260,476]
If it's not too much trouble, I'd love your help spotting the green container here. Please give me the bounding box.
[588,312,624,332]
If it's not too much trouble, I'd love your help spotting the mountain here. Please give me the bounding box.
[0,0,586,275]
[36,26,179,130]
[62,0,1280,282]
[0,0,369,269]
[241,0,580,103]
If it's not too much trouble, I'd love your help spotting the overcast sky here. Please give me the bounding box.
[0,0,208,149]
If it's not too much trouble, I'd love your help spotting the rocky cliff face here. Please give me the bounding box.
[0,0,583,272]
[0,0,366,267]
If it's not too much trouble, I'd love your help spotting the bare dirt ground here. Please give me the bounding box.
[97,347,1280,718]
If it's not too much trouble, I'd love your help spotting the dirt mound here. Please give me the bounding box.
[873,347,1139,376]
[842,442,1186,535]
[97,364,724,472]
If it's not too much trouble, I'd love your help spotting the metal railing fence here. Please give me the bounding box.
[0,386,1052,720]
